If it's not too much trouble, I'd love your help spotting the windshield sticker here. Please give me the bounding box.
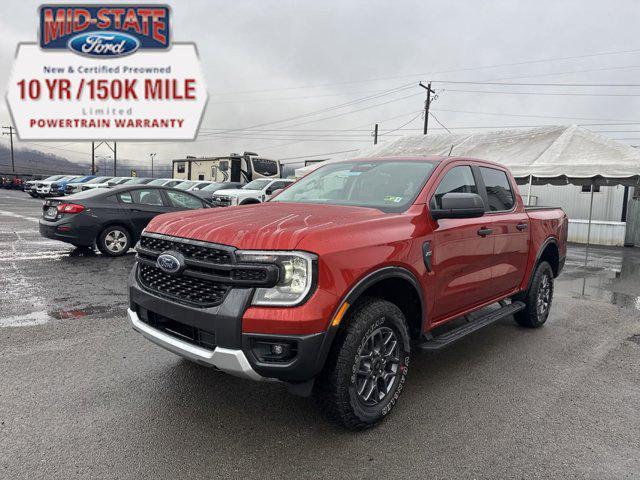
[384,196,403,203]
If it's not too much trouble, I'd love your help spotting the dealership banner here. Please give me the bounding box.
[6,4,207,140]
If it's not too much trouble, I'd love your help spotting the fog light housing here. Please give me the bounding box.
[251,339,297,363]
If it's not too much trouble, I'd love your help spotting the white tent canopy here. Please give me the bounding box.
[295,125,640,186]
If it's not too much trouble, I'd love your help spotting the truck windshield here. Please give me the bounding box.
[243,179,271,190]
[272,160,436,212]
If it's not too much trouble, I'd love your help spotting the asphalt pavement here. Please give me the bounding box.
[0,188,639,479]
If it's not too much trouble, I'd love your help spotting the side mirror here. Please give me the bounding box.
[431,193,485,220]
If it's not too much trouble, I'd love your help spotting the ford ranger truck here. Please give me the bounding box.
[128,156,567,429]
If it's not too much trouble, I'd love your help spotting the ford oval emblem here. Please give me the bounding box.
[67,31,140,58]
[156,251,185,275]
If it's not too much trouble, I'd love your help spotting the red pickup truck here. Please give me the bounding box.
[128,156,567,429]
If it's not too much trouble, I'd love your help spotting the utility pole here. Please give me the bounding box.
[91,142,95,174]
[419,82,435,135]
[373,124,379,145]
[150,153,156,177]
[113,142,117,176]
[2,126,15,172]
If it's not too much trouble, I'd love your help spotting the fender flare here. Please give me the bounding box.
[525,237,559,291]
[311,267,425,375]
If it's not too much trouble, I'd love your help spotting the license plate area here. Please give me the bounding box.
[43,205,58,220]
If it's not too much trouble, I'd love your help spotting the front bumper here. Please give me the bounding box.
[127,308,263,380]
[129,264,330,384]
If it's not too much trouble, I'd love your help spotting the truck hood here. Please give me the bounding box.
[144,202,386,250]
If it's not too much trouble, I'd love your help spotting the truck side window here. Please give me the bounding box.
[432,166,478,209]
[479,167,514,211]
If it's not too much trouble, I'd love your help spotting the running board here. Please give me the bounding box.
[417,301,525,352]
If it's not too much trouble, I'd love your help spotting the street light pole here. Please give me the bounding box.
[150,153,156,177]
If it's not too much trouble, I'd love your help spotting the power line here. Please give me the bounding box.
[208,48,640,96]
[443,88,640,97]
[432,80,640,87]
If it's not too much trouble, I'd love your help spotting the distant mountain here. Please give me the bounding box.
[0,143,90,177]
[0,144,171,178]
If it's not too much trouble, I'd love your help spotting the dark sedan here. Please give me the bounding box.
[39,185,210,256]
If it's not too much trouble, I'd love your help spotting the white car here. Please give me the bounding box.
[67,176,113,194]
[211,178,294,207]
[147,178,184,188]
[81,177,124,191]
[36,175,81,197]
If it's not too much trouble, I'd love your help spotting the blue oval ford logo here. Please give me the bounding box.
[156,251,185,275]
[67,31,140,58]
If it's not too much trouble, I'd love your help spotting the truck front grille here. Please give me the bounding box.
[138,263,230,307]
[139,235,233,264]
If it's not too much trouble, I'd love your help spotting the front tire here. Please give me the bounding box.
[514,261,554,328]
[314,298,411,430]
[97,225,132,257]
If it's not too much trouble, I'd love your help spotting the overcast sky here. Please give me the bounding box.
[1,0,639,173]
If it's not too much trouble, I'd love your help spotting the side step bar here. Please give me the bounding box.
[417,301,525,352]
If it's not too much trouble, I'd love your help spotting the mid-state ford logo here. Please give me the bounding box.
[68,31,140,58]
[156,251,185,275]
[39,5,170,56]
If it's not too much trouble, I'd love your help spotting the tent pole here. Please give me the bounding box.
[584,182,595,266]
[526,174,533,206]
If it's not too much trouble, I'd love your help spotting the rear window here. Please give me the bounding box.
[479,167,515,211]
[118,189,165,206]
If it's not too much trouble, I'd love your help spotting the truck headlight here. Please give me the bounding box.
[236,250,316,306]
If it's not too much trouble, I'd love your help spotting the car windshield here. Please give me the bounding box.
[200,182,225,192]
[44,175,64,181]
[121,178,147,185]
[58,176,78,181]
[175,181,195,190]
[85,176,112,184]
[147,179,170,186]
[272,160,437,212]
[243,179,271,190]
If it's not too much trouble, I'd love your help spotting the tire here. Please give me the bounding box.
[514,261,554,328]
[97,225,132,257]
[314,298,411,430]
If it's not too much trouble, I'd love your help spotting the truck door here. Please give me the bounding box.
[429,165,496,322]
[476,166,529,296]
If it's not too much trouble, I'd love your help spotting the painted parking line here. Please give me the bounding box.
[0,209,40,223]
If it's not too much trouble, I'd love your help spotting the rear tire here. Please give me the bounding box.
[514,261,554,328]
[314,298,411,430]
[97,225,132,257]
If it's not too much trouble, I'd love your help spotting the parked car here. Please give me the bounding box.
[36,175,81,197]
[210,178,294,206]
[106,177,133,188]
[1,175,24,189]
[127,156,568,429]
[39,185,210,256]
[119,178,155,186]
[147,178,183,188]
[173,180,213,191]
[80,177,116,191]
[25,175,63,197]
[67,176,112,194]
[190,181,244,202]
[49,175,95,197]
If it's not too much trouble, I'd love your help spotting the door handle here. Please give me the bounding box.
[477,227,493,237]
[516,222,528,231]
